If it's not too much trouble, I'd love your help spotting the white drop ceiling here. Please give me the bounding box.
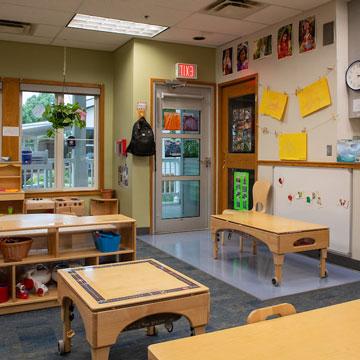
[0,0,331,51]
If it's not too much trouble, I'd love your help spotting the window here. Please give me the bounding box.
[20,85,100,191]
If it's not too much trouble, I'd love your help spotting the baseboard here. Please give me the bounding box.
[302,250,360,271]
[137,227,150,235]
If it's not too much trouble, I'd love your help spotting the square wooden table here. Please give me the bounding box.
[212,212,329,286]
[57,259,210,360]
[148,300,360,360]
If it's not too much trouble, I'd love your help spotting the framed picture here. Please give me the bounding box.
[253,35,272,60]
[299,16,316,53]
[277,24,292,59]
[237,42,249,71]
[222,47,233,75]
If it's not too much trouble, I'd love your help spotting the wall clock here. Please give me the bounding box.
[346,60,360,91]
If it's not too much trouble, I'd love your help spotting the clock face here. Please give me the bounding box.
[346,60,360,91]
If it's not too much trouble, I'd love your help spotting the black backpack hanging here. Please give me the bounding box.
[126,117,155,156]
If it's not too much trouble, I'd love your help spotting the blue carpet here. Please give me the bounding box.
[1,239,360,359]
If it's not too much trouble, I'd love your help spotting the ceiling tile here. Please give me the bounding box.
[33,24,62,38]
[0,3,73,26]
[176,13,266,36]
[262,0,331,11]
[244,5,301,25]
[78,0,192,27]
[0,33,52,45]
[52,38,121,51]
[156,27,237,47]
[56,27,132,45]
[149,0,214,12]
[0,0,83,12]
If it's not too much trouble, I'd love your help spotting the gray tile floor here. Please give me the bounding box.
[139,230,360,300]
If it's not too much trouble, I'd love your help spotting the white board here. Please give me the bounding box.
[273,166,352,254]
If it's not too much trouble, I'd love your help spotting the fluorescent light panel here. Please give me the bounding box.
[67,14,168,38]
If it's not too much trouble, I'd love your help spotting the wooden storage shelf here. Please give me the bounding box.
[0,214,136,314]
[90,197,119,215]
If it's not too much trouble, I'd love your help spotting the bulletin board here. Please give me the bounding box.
[273,166,352,254]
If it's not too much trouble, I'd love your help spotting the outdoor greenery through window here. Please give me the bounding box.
[21,90,98,191]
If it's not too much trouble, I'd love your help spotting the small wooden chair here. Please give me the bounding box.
[246,303,296,324]
[221,180,271,254]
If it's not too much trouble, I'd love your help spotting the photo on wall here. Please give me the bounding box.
[253,35,272,60]
[299,16,316,53]
[237,41,249,71]
[277,24,292,59]
[222,47,233,75]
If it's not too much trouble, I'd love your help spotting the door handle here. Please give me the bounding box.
[201,157,211,168]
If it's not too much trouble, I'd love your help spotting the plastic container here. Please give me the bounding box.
[93,231,121,253]
[21,150,32,164]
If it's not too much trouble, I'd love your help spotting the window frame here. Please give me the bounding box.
[19,79,104,196]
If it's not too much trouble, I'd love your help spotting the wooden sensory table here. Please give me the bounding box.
[211,212,329,286]
[148,299,360,360]
[57,259,210,360]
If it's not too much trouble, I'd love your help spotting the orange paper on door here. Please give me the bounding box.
[164,112,181,131]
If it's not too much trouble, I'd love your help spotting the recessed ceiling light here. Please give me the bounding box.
[67,14,168,38]
[193,36,206,41]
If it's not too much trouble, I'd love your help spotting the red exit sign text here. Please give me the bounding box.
[175,63,198,79]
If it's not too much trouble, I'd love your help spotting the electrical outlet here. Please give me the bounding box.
[326,145,332,156]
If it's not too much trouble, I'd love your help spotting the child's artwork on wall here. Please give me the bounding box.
[259,88,288,121]
[237,42,249,71]
[222,47,233,75]
[278,132,307,160]
[297,77,331,117]
[299,16,316,53]
[277,24,292,59]
[253,35,272,60]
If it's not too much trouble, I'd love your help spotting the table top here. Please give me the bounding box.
[58,259,209,311]
[212,211,328,234]
[149,299,360,360]
[0,213,135,232]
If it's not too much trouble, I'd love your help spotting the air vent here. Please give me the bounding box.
[0,19,32,35]
[203,0,267,20]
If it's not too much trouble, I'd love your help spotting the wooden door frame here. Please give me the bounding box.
[217,74,259,214]
[149,78,217,234]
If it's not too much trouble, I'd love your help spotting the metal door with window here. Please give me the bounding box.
[153,84,213,233]
[218,76,258,213]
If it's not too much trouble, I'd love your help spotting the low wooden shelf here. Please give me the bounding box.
[90,198,119,215]
[0,214,136,315]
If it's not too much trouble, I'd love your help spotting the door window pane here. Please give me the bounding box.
[162,180,200,219]
[21,91,55,190]
[63,94,95,188]
[228,94,255,153]
[162,139,200,176]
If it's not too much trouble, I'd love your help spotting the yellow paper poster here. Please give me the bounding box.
[297,77,331,117]
[279,133,307,160]
[259,88,288,121]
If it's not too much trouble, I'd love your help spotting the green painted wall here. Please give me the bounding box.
[0,40,114,190]
[130,39,216,227]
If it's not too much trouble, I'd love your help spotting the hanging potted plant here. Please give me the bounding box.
[42,102,86,137]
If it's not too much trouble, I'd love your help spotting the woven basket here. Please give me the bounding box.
[0,237,33,262]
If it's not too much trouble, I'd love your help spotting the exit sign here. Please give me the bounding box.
[175,63,198,79]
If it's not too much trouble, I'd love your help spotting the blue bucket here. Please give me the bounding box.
[22,150,32,164]
[93,231,121,252]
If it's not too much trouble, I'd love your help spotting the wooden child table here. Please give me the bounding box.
[211,211,329,286]
[57,259,210,360]
[148,300,360,360]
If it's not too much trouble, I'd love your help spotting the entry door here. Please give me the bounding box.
[154,84,212,233]
[218,76,258,213]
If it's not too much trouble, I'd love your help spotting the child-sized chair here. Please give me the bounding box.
[246,303,296,324]
[221,180,271,254]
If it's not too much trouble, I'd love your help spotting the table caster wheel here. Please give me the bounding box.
[164,321,174,333]
[69,313,75,322]
[190,327,195,336]
[321,270,328,278]
[272,277,280,287]
[146,326,158,336]
[58,340,65,355]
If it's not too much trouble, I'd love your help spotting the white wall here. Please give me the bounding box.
[217,1,337,162]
